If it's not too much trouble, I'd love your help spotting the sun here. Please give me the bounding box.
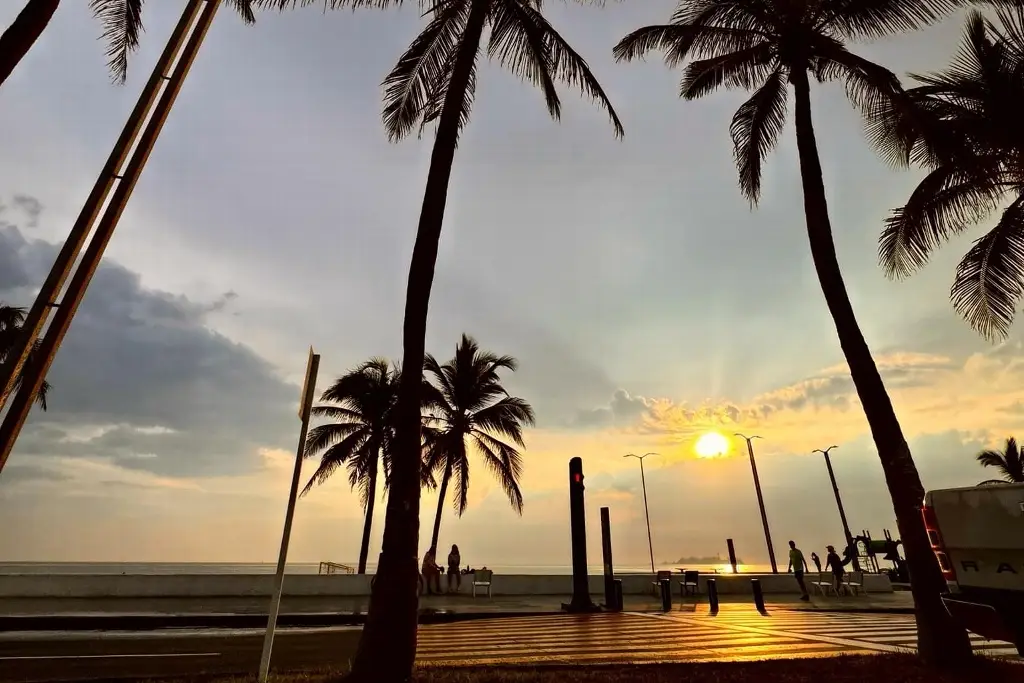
[694,431,730,458]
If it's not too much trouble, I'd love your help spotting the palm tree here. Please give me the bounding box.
[870,8,1024,341]
[0,304,49,410]
[0,0,255,89]
[613,0,975,665]
[977,437,1024,483]
[302,357,439,574]
[302,358,400,575]
[422,334,534,552]
[342,1,621,678]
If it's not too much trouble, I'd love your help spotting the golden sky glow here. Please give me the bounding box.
[694,431,730,458]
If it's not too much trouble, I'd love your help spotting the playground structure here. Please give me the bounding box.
[853,529,908,583]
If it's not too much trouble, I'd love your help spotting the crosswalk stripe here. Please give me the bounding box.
[413,609,1019,666]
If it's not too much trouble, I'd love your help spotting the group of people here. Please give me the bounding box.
[420,544,463,595]
[787,539,856,601]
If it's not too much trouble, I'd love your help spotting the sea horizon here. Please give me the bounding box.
[0,561,775,575]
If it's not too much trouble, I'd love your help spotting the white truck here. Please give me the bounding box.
[923,482,1024,654]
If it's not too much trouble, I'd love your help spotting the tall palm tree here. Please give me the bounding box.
[977,436,1024,483]
[0,0,255,89]
[345,1,621,679]
[870,8,1024,341]
[0,304,49,410]
[613,0,976,665]
[302,358,400,575]
[302,357,439,574]
[422,334,534,552]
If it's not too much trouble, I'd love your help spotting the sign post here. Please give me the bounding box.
[258,347,320,683]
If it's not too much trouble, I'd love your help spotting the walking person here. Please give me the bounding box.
[825,545,846,596]
[787,540,811,601]
[446,544,462,594]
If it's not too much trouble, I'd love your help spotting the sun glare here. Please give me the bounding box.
[694,431,730,458]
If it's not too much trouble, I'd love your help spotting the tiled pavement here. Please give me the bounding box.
[416,604,1019,665]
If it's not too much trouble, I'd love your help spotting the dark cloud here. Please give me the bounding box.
[0,212,298,478]
[0,462,68,486]
[572,389,653,428]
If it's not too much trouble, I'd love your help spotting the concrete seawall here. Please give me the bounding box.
[0,572,892,599]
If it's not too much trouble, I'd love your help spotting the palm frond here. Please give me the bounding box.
[473,432,524,514]
[488,0,562,123]
[301,427,370,494]
[950,196,1024,340]
[471,396,535,446]
[416,29,480,140]
[503,2,623,137]
[452,446,471,516]
[382,0,469,142]
[679,42,774,100]
[730,67,787,204]
[89,0,144,84]
[817,0,969,40]
[880,165,1005,280]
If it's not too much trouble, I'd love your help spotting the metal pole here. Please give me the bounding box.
[735,434,777,574]
[624,452,658,576]
[0,0,207,415]
[258,350,320,683]
[814,446,860,572]
[0,0,219,473]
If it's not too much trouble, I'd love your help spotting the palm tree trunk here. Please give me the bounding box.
[0,0,60,89]
[789,68,972,666]
[346,2,489,680]
[356,447,380,575]
[430,461,452,553]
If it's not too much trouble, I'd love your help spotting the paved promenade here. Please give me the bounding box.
[0,604,1014,682]
[417,604,1018,665]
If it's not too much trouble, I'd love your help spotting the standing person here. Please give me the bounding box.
[786,540,810,601]
[825,545,846,595]
[421,547,442,595]
[446,544,462,594]
[810,552,822,573]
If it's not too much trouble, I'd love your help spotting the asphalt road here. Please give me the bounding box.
[0,628,361,683]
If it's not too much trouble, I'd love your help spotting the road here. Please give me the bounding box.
[0,607,1017,682]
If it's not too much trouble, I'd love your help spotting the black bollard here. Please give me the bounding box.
[727,538,738,574]
[600,507,615,609]
[660,578,672,611]
[707,578,719,615]
[613,579,623,612]
[563,457,599,613]
[751,578,767,615]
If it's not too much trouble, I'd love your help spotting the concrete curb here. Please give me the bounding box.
[0,610,561,632]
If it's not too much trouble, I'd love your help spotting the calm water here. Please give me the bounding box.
[0,562,773,575]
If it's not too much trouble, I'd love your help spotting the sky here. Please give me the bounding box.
[0,1,1021,570]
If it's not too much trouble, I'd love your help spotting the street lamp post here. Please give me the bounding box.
[813,445,860,571]
[735,434,777,574]
[624,452,658,576]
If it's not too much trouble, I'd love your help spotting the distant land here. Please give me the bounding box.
[671,554,743,565]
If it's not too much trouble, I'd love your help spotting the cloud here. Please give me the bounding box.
[0,207,299,478]
[572,388,653,427]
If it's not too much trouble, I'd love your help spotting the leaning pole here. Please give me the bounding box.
[0,0,220,474]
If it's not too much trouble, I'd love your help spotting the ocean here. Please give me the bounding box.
[0,561,773,575]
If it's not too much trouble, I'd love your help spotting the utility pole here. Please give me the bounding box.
[0,0,219,474]
[624,452,658,575]
[735,434,777,574]
[813,445,860,571]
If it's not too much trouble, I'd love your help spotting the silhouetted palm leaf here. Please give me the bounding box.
[977,436,1024,483]
[0,303,50,410]
[869,8,1024,339]
[88,0,256,83]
